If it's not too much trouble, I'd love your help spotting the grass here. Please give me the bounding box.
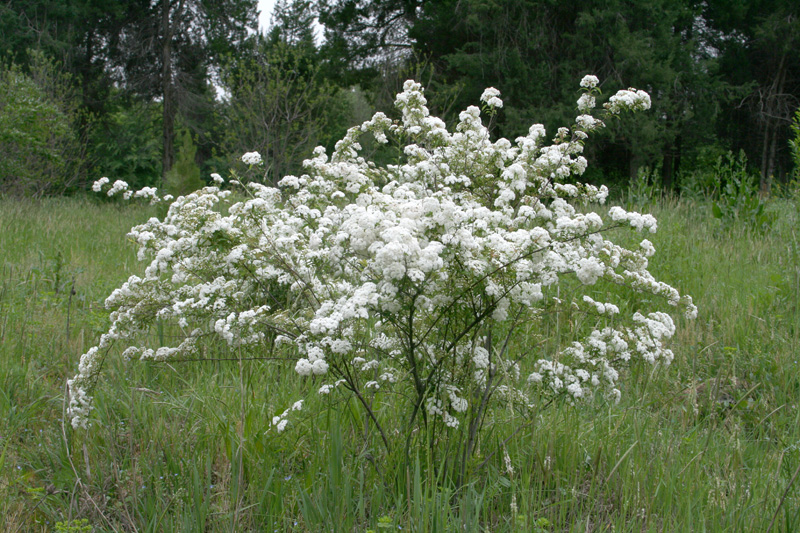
[1,193,799,531]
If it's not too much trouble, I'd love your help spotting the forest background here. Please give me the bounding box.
[1,0,799,198]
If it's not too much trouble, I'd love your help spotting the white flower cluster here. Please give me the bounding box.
[241,151,262,166]
[608,206,658,232]
[480,87,504,109]
[108,180,129,198]
[528,309,678,404]
[580,75,600,89]
[92,177,109,192]
[605,88,652,114]
[270,399,304,433]
[92,178,166,205]
[68,77,696,433]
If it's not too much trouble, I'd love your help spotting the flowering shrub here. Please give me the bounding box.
[69,76,695,474]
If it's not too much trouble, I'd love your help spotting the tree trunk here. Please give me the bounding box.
[662,140,675,192]
[766,121,778,194]
[759,52,787,195]
[78,29,94,141]
[629,154,641,183]
[82,29,93,111]
[760,120,771,194]
[161,0,177,179]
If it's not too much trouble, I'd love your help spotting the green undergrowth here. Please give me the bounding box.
[1,194,799,531]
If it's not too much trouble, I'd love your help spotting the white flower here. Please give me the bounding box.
[443,413,459,428]
[576,257,604,285]
[640,239,656,257]
[92,177,109,192]
[108,180,129,197]
[242,151,262,165]
[311,359,329,375]
[577,93,596,112]
[295,359,313,376]
[606,88,652,114]
[580,75,599,89]
[480,87,503,109]
[576,114,601,130]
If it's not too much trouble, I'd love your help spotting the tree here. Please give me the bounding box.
[115,0,257,178]
[318,0,418,82]
[0,0,257,187]
[320,0,729,188]
[220,1,348,183]
[0,0,131,126]
[164,128,204,195]
[791,108,800,181]
[89,96,164,189]
[704,0,800,191]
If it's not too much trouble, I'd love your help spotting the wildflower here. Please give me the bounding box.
[108,180,129,197]
[578,93,596,113]
[92,177,109,192]
[580,74,599,89]
[241,151,262,165]
[480,87,504,109]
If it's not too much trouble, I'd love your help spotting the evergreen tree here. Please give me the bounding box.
[165,128,204,196]
[704,0,800,189]
[0,0,258,187]
[116,0,257,178]
[321,0,735,188]
[220,0,348,184]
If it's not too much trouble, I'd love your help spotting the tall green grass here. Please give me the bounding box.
[1,194,799,531]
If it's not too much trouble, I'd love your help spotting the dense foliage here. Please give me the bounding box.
[0,53,84,196]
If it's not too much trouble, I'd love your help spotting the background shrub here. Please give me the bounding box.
[0,52,85,196]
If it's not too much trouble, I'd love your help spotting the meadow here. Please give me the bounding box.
[1,192,799,532]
